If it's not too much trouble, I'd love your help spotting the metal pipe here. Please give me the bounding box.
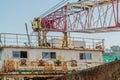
[25,23,31,46]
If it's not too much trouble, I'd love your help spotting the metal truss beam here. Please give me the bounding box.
[38,0,120,33]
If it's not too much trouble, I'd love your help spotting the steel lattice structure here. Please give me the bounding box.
[32,0,120,33]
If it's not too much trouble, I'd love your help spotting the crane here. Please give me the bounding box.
[32,0,120,47]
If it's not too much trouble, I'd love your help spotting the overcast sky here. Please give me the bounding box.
[0,0,120,49]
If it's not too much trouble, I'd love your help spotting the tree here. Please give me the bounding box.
[110,45,120,52]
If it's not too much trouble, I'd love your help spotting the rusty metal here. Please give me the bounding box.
[0,73,67,78]
[2,58,103,73]
[51,60,120,80]
[1,60,120,80]
[71,60,77,67]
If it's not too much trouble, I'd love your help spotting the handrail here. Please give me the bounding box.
[0,33,104,51]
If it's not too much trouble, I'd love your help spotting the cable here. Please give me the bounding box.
[39,0,68,18]
[38,0,69,18]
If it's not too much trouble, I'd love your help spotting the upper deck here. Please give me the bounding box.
[0,33,104,52]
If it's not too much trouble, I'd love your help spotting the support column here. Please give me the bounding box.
[42,30,48,47]
[37,19,42,46]
[38,30,41,46]
[62,32,68,48]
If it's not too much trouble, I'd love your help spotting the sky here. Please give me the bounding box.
[0,0,120,49]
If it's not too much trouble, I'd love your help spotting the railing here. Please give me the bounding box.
[0,33,38,47]
[0,33,104,50]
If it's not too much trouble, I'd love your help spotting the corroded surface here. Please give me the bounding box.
[3,59,72,72]
[51,60,120,80]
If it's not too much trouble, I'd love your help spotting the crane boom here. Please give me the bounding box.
[32,0,120,33]
[32,0,120,47]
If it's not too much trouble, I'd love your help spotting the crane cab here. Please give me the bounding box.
[32,18,41,31]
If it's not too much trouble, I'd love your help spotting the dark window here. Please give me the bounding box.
[42,52,56,59]
[20,51,27,58]
[80,53,92,60]
[80,53,84,59]
[51,52,56,59]
[13,51,27,58]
